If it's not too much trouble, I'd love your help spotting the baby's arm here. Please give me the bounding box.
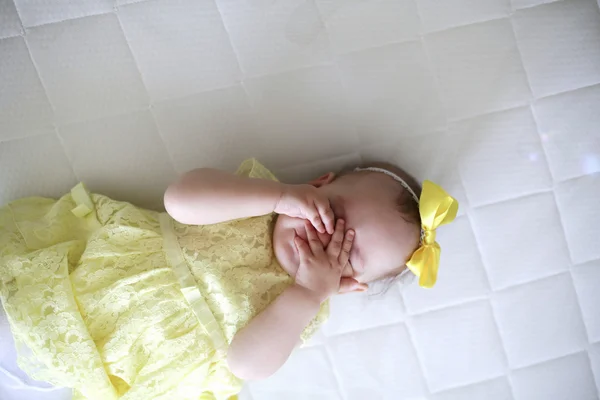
[164,168,283,225]
[228,220,361,380]
[227,283,321,380]
[165,166,334,232]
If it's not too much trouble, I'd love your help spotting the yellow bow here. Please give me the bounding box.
[406,180,458,288]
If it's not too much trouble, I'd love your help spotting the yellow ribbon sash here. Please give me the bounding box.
[406,180,458,288]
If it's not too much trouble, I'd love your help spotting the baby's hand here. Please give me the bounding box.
[274,184,335,234]
[293,220,359,303]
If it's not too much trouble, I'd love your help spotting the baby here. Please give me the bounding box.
[0,159,457,400]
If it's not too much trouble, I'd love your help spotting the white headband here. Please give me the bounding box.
[354,167,420,203]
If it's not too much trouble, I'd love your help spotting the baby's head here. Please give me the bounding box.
[273,162,422,292]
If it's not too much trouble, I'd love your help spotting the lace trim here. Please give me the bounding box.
[159,213,228,358]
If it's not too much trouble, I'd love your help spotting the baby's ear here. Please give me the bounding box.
[338,277,368,294]
[308,172,335,188]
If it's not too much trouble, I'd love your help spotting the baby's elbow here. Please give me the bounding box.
[164,168,214,224]
[164,184,186,224]
[227,359,255,381]
[227,348,274,381]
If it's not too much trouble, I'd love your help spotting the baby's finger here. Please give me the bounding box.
[305,221,325,257]
[308,204,326,234]
[339,277,368,294]
[316,199,335,234]
[338,229,354,267]
[326,219,345,257]
[294,237,311,263]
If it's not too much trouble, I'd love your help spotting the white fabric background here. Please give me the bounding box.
[1,0,600,399]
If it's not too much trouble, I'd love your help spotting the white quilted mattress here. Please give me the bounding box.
[1,0,600,399]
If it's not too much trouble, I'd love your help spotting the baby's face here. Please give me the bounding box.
[273,172,420,288]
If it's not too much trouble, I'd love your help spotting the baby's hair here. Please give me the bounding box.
[337,161,422,227]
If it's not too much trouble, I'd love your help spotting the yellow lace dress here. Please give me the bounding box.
[0,159,328,400]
